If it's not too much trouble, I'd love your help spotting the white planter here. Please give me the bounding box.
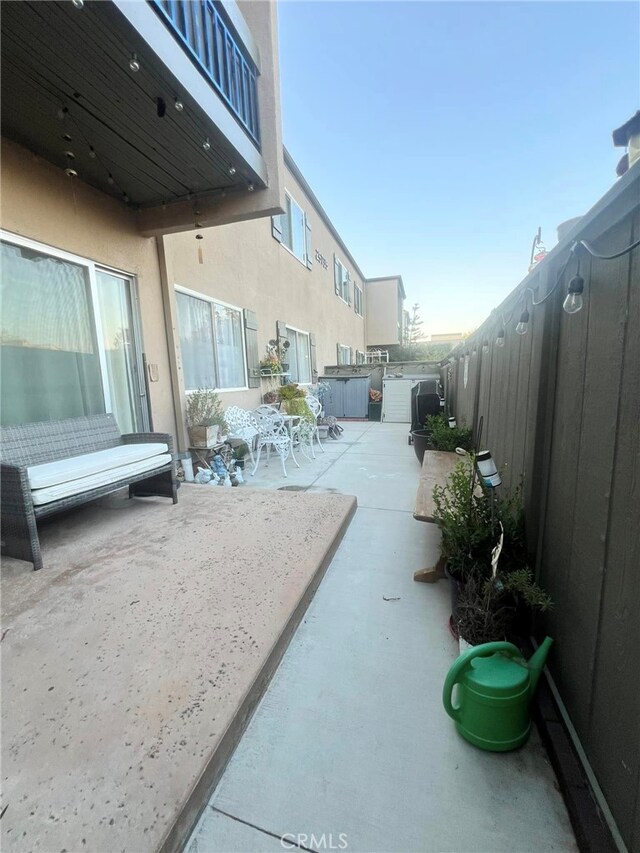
[182,457,194,482]
[459,637,475,655]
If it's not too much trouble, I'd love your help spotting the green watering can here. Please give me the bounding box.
[442,637,553,752]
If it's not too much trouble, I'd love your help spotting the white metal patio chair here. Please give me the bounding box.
[224,406,258,468]
[305,394,325,455]
[251,406,299,478]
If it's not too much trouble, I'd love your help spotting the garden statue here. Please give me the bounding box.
[211,454,228,479]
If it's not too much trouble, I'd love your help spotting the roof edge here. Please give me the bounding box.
[283,146,366,281]
[364,275,406,299]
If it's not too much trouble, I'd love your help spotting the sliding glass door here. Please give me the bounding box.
[95,270,145,434]
[0,236,147,432]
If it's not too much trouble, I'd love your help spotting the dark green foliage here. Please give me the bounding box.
[425,414,473,452]
[433,455,552,643]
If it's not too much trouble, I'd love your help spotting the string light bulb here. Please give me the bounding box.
[129,53,140,72]
[563,275,584,315]
[202,138,211,151]
[496,329,505,348]
[515,307,530,335]
[174,98,184,111]
[71,0,84,7]
[247,183,255,192]
[228,165,236,176]
[88,145,96,159]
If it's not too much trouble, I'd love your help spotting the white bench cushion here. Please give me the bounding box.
[27,443,169,489]
[31,453,172,506]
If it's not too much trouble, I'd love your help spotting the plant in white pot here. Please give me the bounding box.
[186,388,227,448]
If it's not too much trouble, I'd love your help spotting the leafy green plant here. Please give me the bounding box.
[232,442,249,461]
[186,388,227,429]
[259,355,283,374]
[433,456,529,581]
[278,383,306,401]
[432,457,492,579]
[283,397,314,423]
[425,414,473,452]
[455,568,552,645]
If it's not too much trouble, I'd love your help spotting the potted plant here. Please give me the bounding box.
[232,442,249,470]
[279,384,314,422]
[263,390,279,405]
[259,352,283,375]
[412,414,473,464]
[433,454,551,649]
[185,388,227,448]
[456,567,552,652]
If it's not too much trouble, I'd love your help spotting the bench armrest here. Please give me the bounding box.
[121,432,174,453]
[1,461,31,506]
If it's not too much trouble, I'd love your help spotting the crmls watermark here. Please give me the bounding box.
[281,832,348,850]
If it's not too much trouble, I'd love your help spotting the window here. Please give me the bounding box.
[0,235,146,432]
[334,256,351,304]
[356,350,365,364]
[337,344,351,365]
[286,327,312,384]
[354,284,364,316]
[176,289,246,391]
[273,191,311,267]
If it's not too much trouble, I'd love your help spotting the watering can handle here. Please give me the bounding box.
[442,641,521,721]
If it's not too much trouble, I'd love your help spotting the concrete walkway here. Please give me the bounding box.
[186,422,577,853]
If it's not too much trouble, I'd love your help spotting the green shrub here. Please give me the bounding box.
[425,414,473,452]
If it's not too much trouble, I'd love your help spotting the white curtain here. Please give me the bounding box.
[176,292,216,390]
[214,303,244,388]
[0,241,104,425]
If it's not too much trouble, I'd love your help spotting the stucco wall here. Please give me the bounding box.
[0,138,176,438]
[365,278,401,346]
[162,160,367,428]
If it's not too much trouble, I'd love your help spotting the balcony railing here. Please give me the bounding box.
[151,0,260,147]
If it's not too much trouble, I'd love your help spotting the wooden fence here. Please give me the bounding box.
[444,164,640,852]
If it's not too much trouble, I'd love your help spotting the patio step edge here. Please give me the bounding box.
[158,495,358,853]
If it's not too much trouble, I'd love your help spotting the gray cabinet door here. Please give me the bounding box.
[321,376,371,417]
[322,378,344,417]
[343,377,370,417]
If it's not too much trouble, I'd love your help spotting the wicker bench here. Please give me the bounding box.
[1,414,177,571]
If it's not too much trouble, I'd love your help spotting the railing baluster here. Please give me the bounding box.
[149,0,260,146]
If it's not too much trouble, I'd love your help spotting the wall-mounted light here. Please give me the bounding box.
[496,329,505,348]
[174,98,184,112]
[482,340,489,354]
[448,416,457,429]
[515,308,530,336]
[476,450,502,488]
[563,274,584,314]
[129,53,140,73]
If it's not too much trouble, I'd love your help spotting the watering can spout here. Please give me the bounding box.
[528,636,553,697]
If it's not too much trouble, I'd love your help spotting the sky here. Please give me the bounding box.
[276,1,640,335]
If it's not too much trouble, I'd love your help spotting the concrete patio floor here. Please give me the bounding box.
[1,486,355,853]
[187,421,578,853]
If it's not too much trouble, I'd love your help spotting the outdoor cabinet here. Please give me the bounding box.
[321,376,371,418]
